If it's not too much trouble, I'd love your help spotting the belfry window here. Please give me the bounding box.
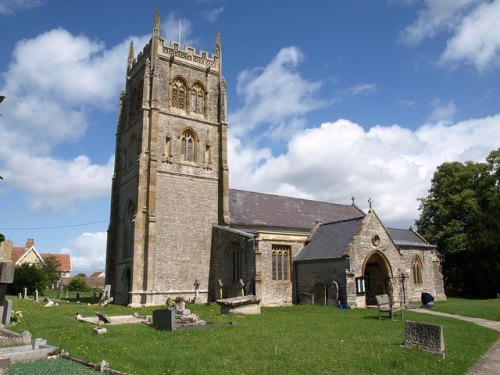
[412,256,423,285]
[171,78,187,110]
[272,245,291,281]
[181,130,196,162]
[190,83,205,114]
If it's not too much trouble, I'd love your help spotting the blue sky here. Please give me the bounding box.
[1,0,499,275]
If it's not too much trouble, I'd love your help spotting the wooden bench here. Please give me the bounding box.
[375,294,403,320]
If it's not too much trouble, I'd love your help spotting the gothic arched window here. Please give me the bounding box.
[412,256,423,285]
[190,83,205,114]
[272,245,291,281]
[181,130,196,162]
[171,77,187,110]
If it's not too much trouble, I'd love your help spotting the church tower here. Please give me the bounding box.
[106,10,229,306]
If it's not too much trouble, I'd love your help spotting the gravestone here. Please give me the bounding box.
[56,286,64,299]
[23,288,27,299]
[328,280,339,306]
[0,261,15,326]
[193,279,200,303]
[217,279,223,299]
[2,300,12,326]
[34,290,39,302]
[96,312,112,324]
[152,309,176,330]
[403,321,445,358]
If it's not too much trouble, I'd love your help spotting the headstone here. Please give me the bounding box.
[193,279,200,303]
[2,300,12,326]
[239,279,246,296]
[23,288,27,299]
[96,312,112,324]
[328,280,339,306]
[44,300,54,307]
[152,309,176,330]
[17,293,21,299]
[218,279,223,299]
[34,289,39,302]
[403,321,445,358]
[56,286,64,299]
[65,290,69,298]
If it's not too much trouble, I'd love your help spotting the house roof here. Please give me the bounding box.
[11,246,71,272]
[387,228,436,249]
[11,247,26,263]
[294,217,364,262]
[229,189,364,231]
[41,253,72,272]
[89,271,105,278]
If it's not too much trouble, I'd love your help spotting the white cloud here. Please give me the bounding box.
[205,6,224,22]
[1,153,114,211]
[427,99,457,122]
[0,0,40,15]
[440,0,500,72]
[400,0,479,45]
[401,0,500,73]
[163,13,197,46]
[0,28,147,211]
[229,115,500,227]
[231,47,324,139]
[61,232,107,275]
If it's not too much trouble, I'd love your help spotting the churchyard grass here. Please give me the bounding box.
[6,297,499,375]
[432,297,500,321]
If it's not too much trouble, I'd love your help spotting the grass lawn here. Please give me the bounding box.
[432,297,500,321]
[6,296,500,375]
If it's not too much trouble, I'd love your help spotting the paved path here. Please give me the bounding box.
[412,308,500,375]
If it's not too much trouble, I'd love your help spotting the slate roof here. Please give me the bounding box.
[294,217,364,262]
[229,189,364,231]
[387,228,436,249]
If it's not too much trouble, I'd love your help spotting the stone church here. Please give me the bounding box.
[105,10,446,308]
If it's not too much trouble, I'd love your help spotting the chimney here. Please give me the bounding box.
[26,238,34,248]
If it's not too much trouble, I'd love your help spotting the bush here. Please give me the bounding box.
[8,263,48,295]
[67,276,90,292]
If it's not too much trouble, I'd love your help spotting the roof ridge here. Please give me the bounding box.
[230,188,353,207]
[321,216,364,226]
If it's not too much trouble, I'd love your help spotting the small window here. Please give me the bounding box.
[180,130,196,162]
[412,256,423,285]
[272,245,291,281]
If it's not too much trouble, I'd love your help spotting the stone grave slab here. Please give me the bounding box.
[403,321,445,358]
[216,295,261,315]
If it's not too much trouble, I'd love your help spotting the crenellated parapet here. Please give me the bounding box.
[161,42,220,72]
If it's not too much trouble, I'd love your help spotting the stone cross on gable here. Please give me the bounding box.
[368,197,373,209]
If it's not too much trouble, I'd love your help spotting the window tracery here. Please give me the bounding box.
[171,77,187,110]
[190,83,205,114]
[180,130,196,162]
[272,245,290,281]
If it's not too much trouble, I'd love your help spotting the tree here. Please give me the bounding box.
[8,263,49,295]
[416,148,500,298]
[42,256,62,287]
[68,276,89,292]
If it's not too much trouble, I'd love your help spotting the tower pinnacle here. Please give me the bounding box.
[153,9,161,37]
[127,41,135,71]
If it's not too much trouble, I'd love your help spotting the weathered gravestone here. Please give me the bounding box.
[152,309,176,331]
[56,286,64,299]
[0,261,15,325]
[96,312,112,324]
[403,321,445,358]
[2,300,12,327]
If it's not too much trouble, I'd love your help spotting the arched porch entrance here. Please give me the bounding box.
[122,267,131,305]
[363,252,392,305]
